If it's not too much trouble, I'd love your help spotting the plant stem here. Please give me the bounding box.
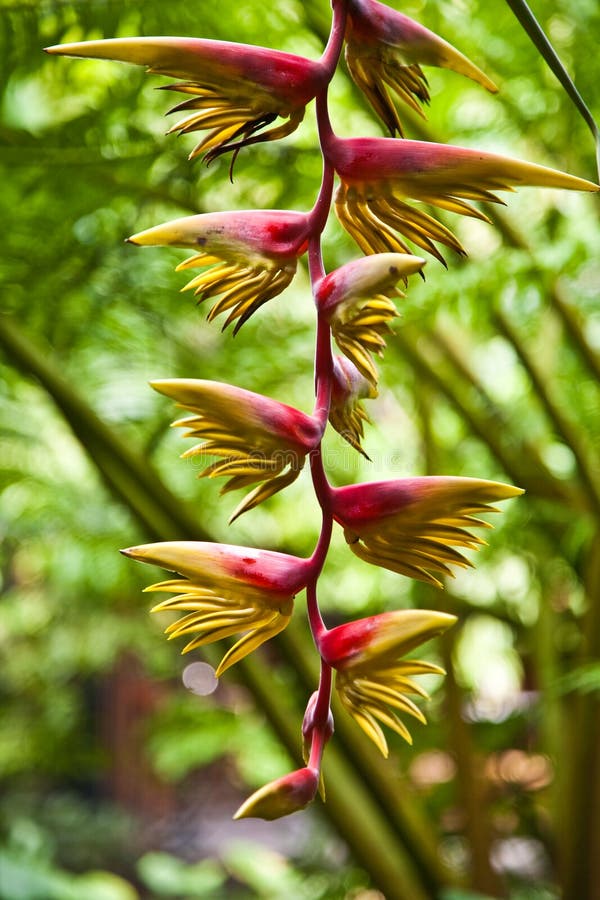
[319,0,348,78]
[307,660,333,771]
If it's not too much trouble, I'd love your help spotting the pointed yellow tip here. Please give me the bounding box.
[149,379,169,392]
[120,547,137,558]
[214,658,232,678]
[127,228,161,247]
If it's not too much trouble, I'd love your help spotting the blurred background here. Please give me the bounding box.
[0,1,598,898]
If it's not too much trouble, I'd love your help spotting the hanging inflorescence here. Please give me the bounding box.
[46,0,598,820]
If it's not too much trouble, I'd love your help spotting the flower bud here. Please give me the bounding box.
[329,356,377,456]
[233,767,319,820]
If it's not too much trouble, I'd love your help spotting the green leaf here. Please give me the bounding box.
[504,0,600,179]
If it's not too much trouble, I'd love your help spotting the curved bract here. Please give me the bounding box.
[329,136,599,262]
[346,0,497,135]
[152,378,323,521]
[129,209,310,331]
[331,476,525,586]
[316,252,425,388]
[121,541,310,674]
[45,37,327,162]
[234,767,320,820]
[319,609,456,756]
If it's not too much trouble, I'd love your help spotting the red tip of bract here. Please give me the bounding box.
[233,767,319,820]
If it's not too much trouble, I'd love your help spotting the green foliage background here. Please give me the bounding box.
[0,1,598,898]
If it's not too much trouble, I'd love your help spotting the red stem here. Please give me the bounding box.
[301,0,348,768]
[312,312,333,429]
[308,660,333,771]
[319,0,348,79]
[305,446,334,646]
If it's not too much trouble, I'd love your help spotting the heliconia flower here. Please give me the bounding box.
[121,541,310,675]
[315,253,425,388]
[233,766,319,820]
[329,356,377,457]
[330,476,524,586]
[326,136,599,263]
[345,0,497,136]
[318,609,456,756]
[152,379,323,522]
[45,38,327,164]
[128,210,310,332]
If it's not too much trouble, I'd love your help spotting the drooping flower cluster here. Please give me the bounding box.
[47,0,598,820]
